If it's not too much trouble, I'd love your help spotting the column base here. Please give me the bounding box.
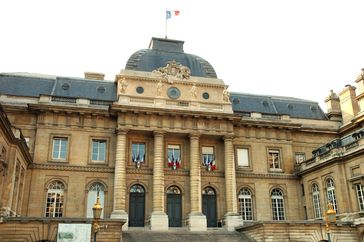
[110,210,129,231]
[188,212,207,231]
[150,212,169,231]
[224,213,243,231]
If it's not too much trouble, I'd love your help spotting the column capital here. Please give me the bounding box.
[116,129,129,135]
[223,134,235,141]
[189,133,201,139]
[153,130,166,136]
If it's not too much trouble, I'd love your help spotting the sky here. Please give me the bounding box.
[1,0,364,110]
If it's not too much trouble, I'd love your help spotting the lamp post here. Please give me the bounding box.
[92,192,103,242]
[324,202,336,242]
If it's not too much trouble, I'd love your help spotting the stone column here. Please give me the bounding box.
[150,131,168,231]
[188,134,207,231]
[223,135,243,231]
[111,130,128,230]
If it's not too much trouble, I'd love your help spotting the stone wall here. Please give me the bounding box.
[239,221,361,242]
[0,217,125,242]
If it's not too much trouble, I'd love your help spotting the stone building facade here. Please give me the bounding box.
[0,37,363,241]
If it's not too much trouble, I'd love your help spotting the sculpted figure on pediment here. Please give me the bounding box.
[153,60,191,83]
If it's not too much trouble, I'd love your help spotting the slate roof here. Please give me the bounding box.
[125,37,217,78]
[0,73,116,101]
[0,73,327,120]
[230,92,328,120]
[0,73,55,97]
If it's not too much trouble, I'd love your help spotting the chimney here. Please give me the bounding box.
[324,90,342,121]
[84,72,105,80]
[355,68,364,113]
[338,84,359,124]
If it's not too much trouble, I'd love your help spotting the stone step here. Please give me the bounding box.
[123,229,255,242]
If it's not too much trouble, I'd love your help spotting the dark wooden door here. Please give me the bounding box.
[203,194,217,227]
[129,193,145,227]
[167,194,182,227]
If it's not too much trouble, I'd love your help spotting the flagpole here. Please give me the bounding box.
[165,8,168,39]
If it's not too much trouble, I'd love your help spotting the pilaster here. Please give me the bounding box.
[188,133,207,231]
[223,135,243,230]
[110,130,128,230]
[150,131,168,231]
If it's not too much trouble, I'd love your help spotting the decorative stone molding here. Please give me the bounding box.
[31,163,114,173]
[153,60,191,83]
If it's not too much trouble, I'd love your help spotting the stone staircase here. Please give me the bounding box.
[123,228,255,242]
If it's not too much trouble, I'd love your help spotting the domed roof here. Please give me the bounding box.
[125,37,217,78]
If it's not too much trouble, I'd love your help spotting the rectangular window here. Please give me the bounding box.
[168,144,181,168]
[202,146,215,170]
[202,146,214,162]
[356,184,364,211]
[268,149,281,170]
[272,198,285,220]
[52,137,68,160]
[92,139,106,162]
[295,152,306,164]
[237,148,249,167]
[45,192,64,217]
[132,143,146,163]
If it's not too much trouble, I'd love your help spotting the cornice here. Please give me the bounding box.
[30,163,114,173]
[28,103,111,115]
[236,171,297,179]
[296,146,364,176]
[111,103,237,120]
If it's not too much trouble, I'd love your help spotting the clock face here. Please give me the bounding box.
[167,87,181,99]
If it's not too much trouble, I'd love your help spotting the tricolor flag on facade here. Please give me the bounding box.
[166,10,180,19]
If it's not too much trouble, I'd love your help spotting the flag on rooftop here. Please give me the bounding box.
[166,10,180,19]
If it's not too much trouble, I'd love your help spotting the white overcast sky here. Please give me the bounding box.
[1,0,363,109]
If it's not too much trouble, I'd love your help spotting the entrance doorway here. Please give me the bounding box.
[129,184,145,227]
[202,186,217,227]
[167,186,182,227]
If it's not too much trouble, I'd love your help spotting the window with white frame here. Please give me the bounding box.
[167,144,181,169]
[132,143,145,163]
[91,139,106,162]
[202,146,215,170]
[271,188,285,220]
[312,184,322,218]
[326,178,338,213]
[268,149,281,170]
[237,148,249,167]
[52,137,68,160]
[238,188,253,220]
[132,143,146,168]
[86,182,105,218]
[295,152,306,164]
[356,184,364,211]
[45,180,65,217]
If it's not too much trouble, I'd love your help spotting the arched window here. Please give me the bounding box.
[45,180,65,217]
[326,178,338,213]
[130,184,145,193]
[202,186,216,195]
[86,182,105,218]
[312,184,322,218]
[271,188,285,220]
[238,188,253,221]
[167,186,181,194]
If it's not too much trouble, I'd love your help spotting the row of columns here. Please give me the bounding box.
[111,130,242,231]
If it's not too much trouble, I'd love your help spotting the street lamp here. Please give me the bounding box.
[92,192,103,242]
[324,202,336,242]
